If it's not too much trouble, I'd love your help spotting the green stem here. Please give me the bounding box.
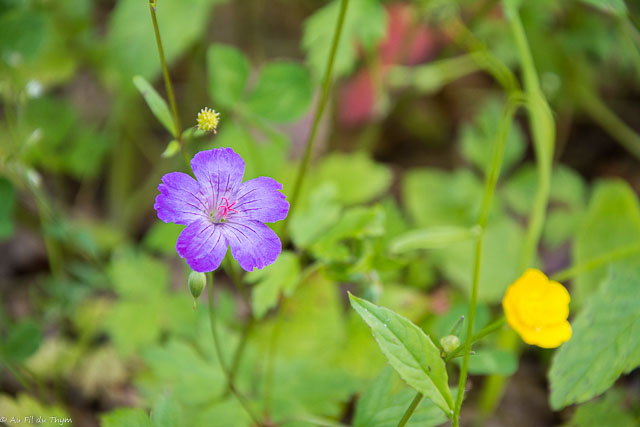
[452,97,519,427]
[280,0,351,241]
[263,298,285,419]
[551,242,640,283]
[576,84,640,161]
[445,317,506,363]
[148,0,183,147]
[207,277,263,426]
[398,392,423,427]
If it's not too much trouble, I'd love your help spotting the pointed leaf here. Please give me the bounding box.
[349,294,453,415]
[133,75,176,136]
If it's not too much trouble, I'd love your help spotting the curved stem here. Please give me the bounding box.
[207,277,263,426]
[280,0,351,241]
[398,392,423,427]
[148,0,183,147]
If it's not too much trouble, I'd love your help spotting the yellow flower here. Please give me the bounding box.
[502,268,572,348]
[196,107,220,133]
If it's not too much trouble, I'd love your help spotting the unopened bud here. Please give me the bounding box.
[440,335,460,353]
[188,271,206,308]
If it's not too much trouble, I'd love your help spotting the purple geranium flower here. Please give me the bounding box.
[154,147,289,272]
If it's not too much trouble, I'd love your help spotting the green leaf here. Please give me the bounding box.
[390,226,479,254]
[143,221,183,255]
[101,408,151,427]
[435,219,525,303]
[453,350,518,376]
[289,183,342,249]
[566,389,636,427]
[549,263,640,409]
[316,151,392,205]
[248,251,301,319]
[109,251,169,298]
[207,43,250,109]
[403,168,484,228]
[353,367,449,427]
[459,98,525,174]
[349,294,454,415]
[244,61,312,122]
[103,298,164,357]
[133,75,176,136]
[2,321,42,363]
[106,0,225,83]
[0,9,46,61]
[0,177,16,240]
[151,393,183,427]
[161,140,180,158]
[302,0,387,78]
[573,180,640,305]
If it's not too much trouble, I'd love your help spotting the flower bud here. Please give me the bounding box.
[440,335,460,353]
[188,271,207,307]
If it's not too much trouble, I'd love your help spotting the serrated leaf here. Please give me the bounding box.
[248,251,301,319]
[390,226,478,254]
[573,180,640,305]
[133,75,176,136]
[207,43,250,109]
[349,294,453,415]
[549,263,640,409]
[245,61,312,122]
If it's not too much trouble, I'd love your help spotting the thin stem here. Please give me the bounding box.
[452,98,519,427]
[397,392,423,427]
[445,317,506,363]
[263,298,285,419]
[551,242,640,283]
[228,316,254,386]
[280,0,351,240]
[148,0,183,146]
[207,277,263,426]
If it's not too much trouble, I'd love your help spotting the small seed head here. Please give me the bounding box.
[196,107,220,133]
[440,335,461,353]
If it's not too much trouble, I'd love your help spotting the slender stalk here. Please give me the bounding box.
[452,98,519,427]
[263,298,285,419]
[207,277,263,426]
[550,242,640,283]
[398,392,423,427]
[228,316,254,386]
[148,0,183,147]
[445,317,506,363]
[280,0,351,240]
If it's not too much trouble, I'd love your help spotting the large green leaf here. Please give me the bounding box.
[206,43,250,109]
[244,61,312,122]
[349,294,453,415]
[565,389,636,427]
[102,408,151,427]
[302,0,386,78]
[133,75,176,136]
[151,393,183,427]
[573,180,640,305]
[549,263,640,409]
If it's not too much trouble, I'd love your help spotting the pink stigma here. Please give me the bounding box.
[217,197,238,220]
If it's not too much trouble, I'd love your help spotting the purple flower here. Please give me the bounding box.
[154,148,289,272]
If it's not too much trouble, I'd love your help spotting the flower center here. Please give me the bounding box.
[210,197,238,223]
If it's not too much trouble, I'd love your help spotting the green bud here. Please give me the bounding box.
[188,271,207,302]
[440,335,460,353]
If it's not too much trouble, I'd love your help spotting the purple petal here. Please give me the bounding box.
[154,172,208,225]
[221,220,281,271]
[176,219,228,272]
[191,148,245,209]
[231,177,289,223]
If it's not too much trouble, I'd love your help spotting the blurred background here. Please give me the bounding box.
[1,0,639,426]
